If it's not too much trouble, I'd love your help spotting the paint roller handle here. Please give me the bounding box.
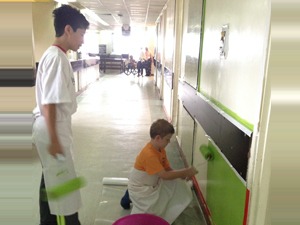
[190,166,199,175]
[185,166,198,180]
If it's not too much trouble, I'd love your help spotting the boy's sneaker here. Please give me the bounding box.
[120,189,132,209]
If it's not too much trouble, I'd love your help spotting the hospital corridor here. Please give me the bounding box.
[32,73,207,225]
[3,0,289,224]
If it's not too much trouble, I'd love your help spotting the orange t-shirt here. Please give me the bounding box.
[134,142,171,175]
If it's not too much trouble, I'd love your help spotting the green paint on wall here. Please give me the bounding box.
[206,141,246,225]
[200,91,254,131]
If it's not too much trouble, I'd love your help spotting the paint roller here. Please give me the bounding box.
[47,176,86,200]
[199,144,214,161]
[43,154,87,201]
[102,177,129,186]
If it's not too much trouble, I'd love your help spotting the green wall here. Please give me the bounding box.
[206,141,247,225]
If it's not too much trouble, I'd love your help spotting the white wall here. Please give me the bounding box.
[0,3,35,68]
[265,1,300,224]
[99,30,113,54]
[98,26,156,59]
[200,0,270,127]
[32,2,56,62]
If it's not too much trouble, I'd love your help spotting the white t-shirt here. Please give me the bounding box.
[33,46,77,121]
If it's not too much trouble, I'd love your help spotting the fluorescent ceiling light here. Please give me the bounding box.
[81,9,109,27]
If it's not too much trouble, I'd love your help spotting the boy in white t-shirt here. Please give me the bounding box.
[32,5,89,225]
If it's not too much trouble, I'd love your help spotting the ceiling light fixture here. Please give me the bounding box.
[81,8,109,27]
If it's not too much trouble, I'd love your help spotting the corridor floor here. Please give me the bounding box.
[34,72,207,225]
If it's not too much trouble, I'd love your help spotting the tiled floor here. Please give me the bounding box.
[34,72,207,225]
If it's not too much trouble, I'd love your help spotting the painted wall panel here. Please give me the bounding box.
[163,80,172,120]
[174,1,271,225]
[179,81,251,180]
[156,21,163,65]
[206,141,247,225]
[181,0,203,88]
[193,121,210,198]
[32,2,56,61]
[161,0,175,118]
[156,68,162,93]
[0,3,34,68]
[200,0,270,126]
[157,15,165,95]
[176,101,184,147]
[164,0,175,72]
[178,105,194,165]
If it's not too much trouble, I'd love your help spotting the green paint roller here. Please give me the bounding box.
[199,145,214,161]
[44,154,87,200]
[46,176,86,200]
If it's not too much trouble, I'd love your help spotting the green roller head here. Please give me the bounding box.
[199,145,214,161]
[47,176,86,200]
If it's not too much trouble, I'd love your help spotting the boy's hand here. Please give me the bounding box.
[186,166,198,180]
[48,140,64,158]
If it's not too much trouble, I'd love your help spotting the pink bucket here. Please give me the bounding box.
[112,214,170,225]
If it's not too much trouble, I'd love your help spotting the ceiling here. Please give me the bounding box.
[71,0,168,30]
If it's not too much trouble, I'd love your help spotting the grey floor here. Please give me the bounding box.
[34,72,207,225]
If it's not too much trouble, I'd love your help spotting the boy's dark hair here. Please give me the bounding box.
[150,119,175,139]
[52,5,89,37]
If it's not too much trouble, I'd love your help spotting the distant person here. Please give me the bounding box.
[144,47,151,60]
[137,47,145,76]
[139,47,145,61]
[32,5,89,225]
[128,55,136,69]
[144,47,152,76]
[137,47,152,76]
[124,55,137,74]
[120,119,198,224]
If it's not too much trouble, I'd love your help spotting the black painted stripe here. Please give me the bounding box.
[179,81,252,180]
[0,68,36,87]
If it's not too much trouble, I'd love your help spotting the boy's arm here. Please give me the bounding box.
[157,166,198,180]
[43,104,64,157]
[165,167,173,171]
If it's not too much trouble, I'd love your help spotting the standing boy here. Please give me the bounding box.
[32,5,89,225]
[121,119,198,224]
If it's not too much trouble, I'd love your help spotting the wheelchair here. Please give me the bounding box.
[124,62,138,75]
